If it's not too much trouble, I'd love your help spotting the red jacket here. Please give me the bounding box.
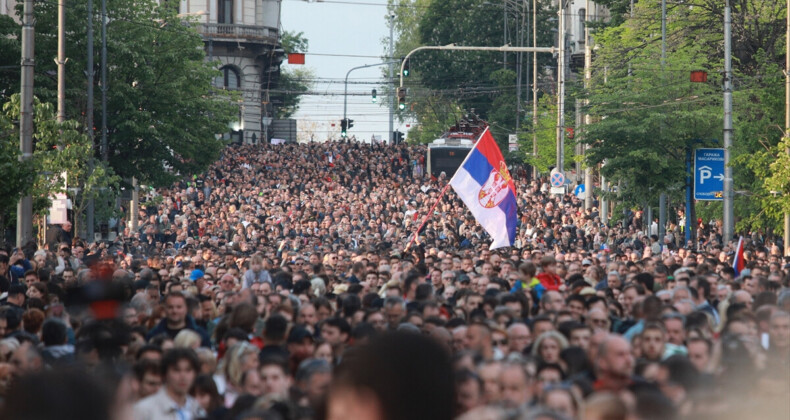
[536,272,562,291]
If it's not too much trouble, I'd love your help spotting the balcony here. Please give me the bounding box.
[197,23,279,45]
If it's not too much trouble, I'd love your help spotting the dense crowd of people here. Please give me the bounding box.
[0,140,788,420]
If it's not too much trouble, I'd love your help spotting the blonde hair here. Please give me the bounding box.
[222,341,259,387]
[173,329,201,349]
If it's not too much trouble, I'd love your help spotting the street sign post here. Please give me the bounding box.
[550,168,566,196]
[550,169,565,188]
[694,148,724,201]
[574,184,585,199]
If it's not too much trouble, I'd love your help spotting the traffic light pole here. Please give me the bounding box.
[343,61,397,135]
[398,44,555,89]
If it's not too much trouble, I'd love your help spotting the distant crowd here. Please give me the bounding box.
[0,139,788,420]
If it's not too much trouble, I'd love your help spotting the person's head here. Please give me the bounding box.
[568,324,593,351]
[465,322,492,357]
[383,296,406,329]
[133,359,163,399]
[455,368,483,416]
[541,291,564,313]
[164,292,188,327]
[328,331,454,420]
[596,335,634,381]
[321,317,351,350]
[295,358,333,407]
[41,318,68,347]
[769,311,790,351]
[532,331,568,364]
[686,337,712,373]
[499,361,532,409]
[160,348,199,396]
[661,313,686,346]
[506,322,531,354]
[640,323,667,362]
[259,356,291,398]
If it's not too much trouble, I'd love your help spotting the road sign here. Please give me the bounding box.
[574,184,585,199]
[508,134,518,152]
[550,186,565,195]
[694,148,724,201]
[550,169,565,188]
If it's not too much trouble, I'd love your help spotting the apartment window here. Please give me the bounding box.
[218,0,233,23]
[218,66,240,89]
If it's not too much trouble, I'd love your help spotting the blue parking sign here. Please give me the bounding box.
[694,148,724,201]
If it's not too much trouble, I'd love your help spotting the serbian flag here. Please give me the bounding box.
[449,128,517,249]
[732,236,745,277]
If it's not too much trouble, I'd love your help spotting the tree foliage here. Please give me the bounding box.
[583,0,788,232]
[275,30,313,119]
[388,0,558,146]
[0,0,238,187]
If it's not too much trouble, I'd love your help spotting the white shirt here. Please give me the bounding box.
[133,388,204,420]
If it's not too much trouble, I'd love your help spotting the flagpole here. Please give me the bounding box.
[405,183,452,249]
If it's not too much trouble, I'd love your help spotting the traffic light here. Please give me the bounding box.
[392,130,405,144]
[401,57,410,77]
[371,88,377,103]
[347,119,354,129]
[397,87,406,110]
[340,118,347,137]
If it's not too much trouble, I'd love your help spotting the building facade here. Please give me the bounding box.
[184,0,284,144]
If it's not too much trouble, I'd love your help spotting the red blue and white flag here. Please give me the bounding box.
[732,236,745,277]
[449,128,517,249]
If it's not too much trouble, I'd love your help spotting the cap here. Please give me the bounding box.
[579,287,597,296]
[189,269,205,281]
[582,258,592,266]
[287,326,314,344]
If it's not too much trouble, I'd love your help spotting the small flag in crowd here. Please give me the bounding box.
[449,128,517,250]
[732,236,745,277]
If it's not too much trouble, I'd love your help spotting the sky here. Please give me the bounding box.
[280,0,411,142]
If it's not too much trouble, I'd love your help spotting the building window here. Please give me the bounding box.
[579,8,586,41]
[218,0,233,24]
[217,66,240,89]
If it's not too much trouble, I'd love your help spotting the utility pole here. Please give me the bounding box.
[658,0,667,243]
[17,0,34,247]
[555,0,566,173]
[57,0,66,127]
[388,13,395,144]
[583,0,592,210]
[785,0,790,256]
[131,177,139,232]
[723,0,734,244]
[532,0,538,179]
[101,0,108,162]
[86,0,95,242]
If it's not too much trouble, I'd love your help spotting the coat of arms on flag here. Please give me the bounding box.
[449,128,518,249]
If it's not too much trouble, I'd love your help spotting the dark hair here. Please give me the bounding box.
[136,344,163,360]
[333,332,455,420]
[0,369,112,420]
[133,359,161,381]
[41,318,68,346]
[160,348,200,376]
[264,314,289,341]
[323,317,352,335]
[560,346,593,376]
[190,374,223,412]
[634,273,655,293]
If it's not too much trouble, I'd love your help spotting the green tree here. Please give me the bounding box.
[275,30,313,119]
[583,1,723,209]
[388,0,557,145]
[0,100,36,240]
[0,0,238,187]
[583,0,788,233]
